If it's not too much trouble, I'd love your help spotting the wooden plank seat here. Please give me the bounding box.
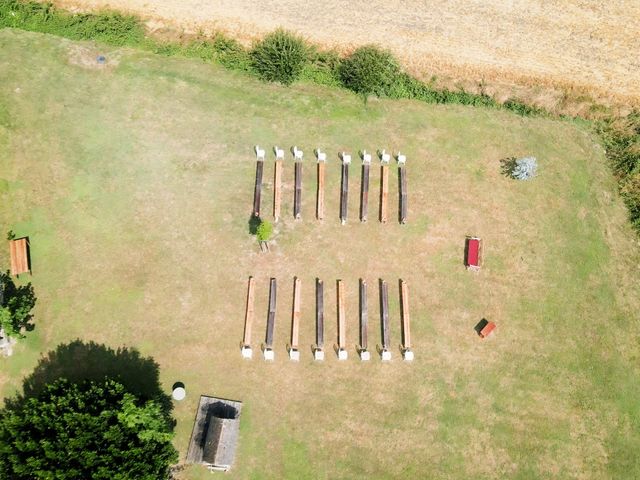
[314,278,324,360]
[379,279,391,360]
[358,279,369,360]
[9,237,31,276]
[263,278,277,360]
[240,276,255,358]
[289,277,301,361]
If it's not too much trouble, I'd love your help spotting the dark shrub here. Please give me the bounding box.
[251,29,308,85]
[339,45,400,97]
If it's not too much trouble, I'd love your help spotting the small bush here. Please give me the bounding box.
[211,35,251,71]
[503,99,547,117]
[256,219,273,242]
[339,45,399,97]
[300,48,341,86]
[251,29,308,85]
[599,111,640,234]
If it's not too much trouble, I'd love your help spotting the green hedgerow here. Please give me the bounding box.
[339,45,400,97]
[250,29,308,85]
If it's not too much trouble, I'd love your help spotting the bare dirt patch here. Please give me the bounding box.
[51,0,640,115]
[66,42,121,70]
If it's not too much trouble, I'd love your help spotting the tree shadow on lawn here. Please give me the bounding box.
[19,339,172,417]
[248,214,261,235]
[499,156,517,177]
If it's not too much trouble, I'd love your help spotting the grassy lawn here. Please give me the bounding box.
[1,28,640,479]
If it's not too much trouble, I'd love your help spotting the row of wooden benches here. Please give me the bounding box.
[252,147,408,224]
[241,277,413,361]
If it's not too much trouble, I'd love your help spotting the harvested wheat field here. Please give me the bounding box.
[2,28,640,478]
[52,0,640,113]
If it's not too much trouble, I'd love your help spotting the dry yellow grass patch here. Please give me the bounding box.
[51,0,640,114]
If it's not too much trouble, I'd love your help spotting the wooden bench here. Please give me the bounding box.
[399,279,413,361]
[360,161,370,222]
[263,278,277,360]
[241,276,255,358]
[336,279,347,359]
[289,277,301,361]
[294,161,302,219]
[252,159,264,217]
[379,279,391,360]
[358,279,370,360]
[340,153,351,224]
[379,163,389,223]
[273,159,282,221]
[9,237,31,276]
[398,165,407,224]
[316,159,325,220]
[314,278,324,360]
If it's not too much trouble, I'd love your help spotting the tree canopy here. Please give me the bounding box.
[0,270,36,338]
[0,378,177,479]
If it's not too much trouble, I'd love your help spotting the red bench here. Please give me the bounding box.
[474,318,496,338]
[465,237,482,270]
[479,321,496,338]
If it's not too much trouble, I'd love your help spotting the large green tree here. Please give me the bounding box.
[0,378,178,479]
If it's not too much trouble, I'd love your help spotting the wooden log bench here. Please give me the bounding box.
[293,146,303,219]
[263,278,277,360]
[314,278,324,360]
[9,237,31,276]
[340,152,351,224]
[252,148,265,217]
[399,279,413,361]
[379,159,389,223]
[273,158,283,221]
[360,161,370,222]
[294,161,302,219]
[241,276,255,359]
[336,279,347,360]
[359,279,370,360]
[289,277,302,361]
[398,157,407,224]
[379,279,391,360]
[316,149,326,220]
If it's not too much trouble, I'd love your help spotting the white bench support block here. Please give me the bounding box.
[314,348,325,361]
[360,350,371,361]
[241,346,253,359]
[289,348,300,361]
[402,349,414,362]
[337,348,348,361]
[263,348,275,361]
[316,149,327,162]
[381,350,392,361]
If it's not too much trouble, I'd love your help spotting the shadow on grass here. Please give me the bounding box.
[499,157,517,177]
[248,215,261,235]
[20,339,172,416]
